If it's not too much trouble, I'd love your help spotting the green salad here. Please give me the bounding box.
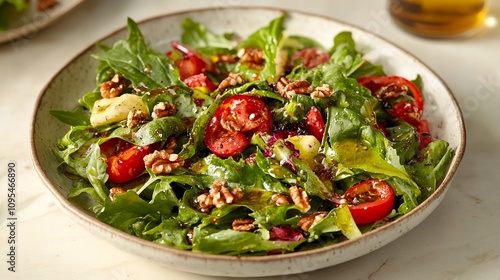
[51,14,455,255]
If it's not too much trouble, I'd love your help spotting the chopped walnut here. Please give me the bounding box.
[237,47,265,67]
[109,187,126,202]
[217,72,246,92]
[274,77,313,100]
[197,194,212,213]
[244,153,257,165]
[215,53,238,64]
[289,186,311,212]
[377,84,408,100]
[186,229,194,245]
[163,137,177,154]
[271,193,291,206]
[126,110,147,128]
[143,150,184,175]
[151,102,176,119]
[376,84,421,119]
[311,84,332,98]
[298,211,329,231]
[100,74,126,98]
[220,114,243,132]
[196,180,244,213]
[232,218,256,232]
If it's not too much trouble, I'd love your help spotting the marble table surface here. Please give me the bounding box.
[1,0,499,279]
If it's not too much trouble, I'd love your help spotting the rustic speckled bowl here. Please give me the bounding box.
[30,7,466,277]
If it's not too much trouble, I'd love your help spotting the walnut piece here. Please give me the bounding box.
[220,114,243,132]
[311,84,332,98]
[244,153,257,165]
[152,102,176,119]
[196,180,244,213]
[232,218,256,232]
[217,72,246,92]
[289,186,311,212]
[143,150,184,175]
[163,137,177,154]
[237,48,265,67]
[377,84,408,100]
[186,229,194,245]
[298,211,329,231]
[109,187,126,202]
[271,193,290,206]
[100,74,126,98]
[274,77,313,100]
[215,53,238,64]
[126,110,147,128]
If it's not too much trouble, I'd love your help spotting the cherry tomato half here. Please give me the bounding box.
[357,75,424,115]
[342,179,395,225]
[291,48,330,69]
[357,76,434,148]
[179,54,207,81]
[305,106,325,141]
[204,95,273,158]
[99,138,155,183]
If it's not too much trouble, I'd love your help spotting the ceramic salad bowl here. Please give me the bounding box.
[30,7,466,277]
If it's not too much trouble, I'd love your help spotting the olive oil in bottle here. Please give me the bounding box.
[389,0,489,38]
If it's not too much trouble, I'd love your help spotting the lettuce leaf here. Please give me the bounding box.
[408,140,455,200]
[238,14,286,82]
[92,18,178,89]
[193,227,304,255]
[181,18,238,55]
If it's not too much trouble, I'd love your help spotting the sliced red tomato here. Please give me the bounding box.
[204,95,273,158]
[179,54,207,81]
[417,119,434,149]
[305,106,325,141]
[291,48,329,69]
[184,73,217,92]
[357,75,424,114]
[171,41,216,75]
[99,138,155,184]
[342,179,395,225]
[357,75,433,148]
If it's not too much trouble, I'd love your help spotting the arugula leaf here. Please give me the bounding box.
[143,218,192,249]
[329,31,365,77]
[85,143,109,203]
[287,62,378,120]
[324,106,366,144]
[282,35,325,52]
[408,140,454,200]
[54,126,98,179]
[272,93,314,124]
[329,31,385,78]
[193,227,304,255]
[97,188,179,233]
[92,18,178,89]
[386,122,420,164]
[181,18,237,55]
[101,116,187,146]
[239,14,286,82]
[193,154,289,193]
[50,106,90,127]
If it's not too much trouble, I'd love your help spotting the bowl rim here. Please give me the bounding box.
[29,5,467,267]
